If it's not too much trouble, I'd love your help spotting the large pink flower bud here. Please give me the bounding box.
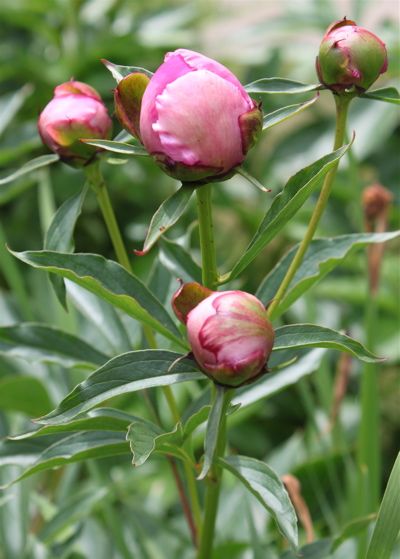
[172,283,274,387]
[316,18,388,93]
[38,81,112,166]
[114,49,262,184]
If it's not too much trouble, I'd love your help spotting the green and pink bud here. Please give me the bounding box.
[38,80,112,166]
[316,18,388,93]
[172,282,275,387]
[114,49,262,184]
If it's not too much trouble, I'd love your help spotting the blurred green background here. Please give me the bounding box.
[0,0,399,558]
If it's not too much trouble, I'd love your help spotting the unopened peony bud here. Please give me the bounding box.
[172,283,274,387]
[38,80,112,166]
[114,49,262,184]
[316,18,388,93]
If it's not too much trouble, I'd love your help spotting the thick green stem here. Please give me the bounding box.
[196,184,218,290]
[267,94,352,320]
[197,388,231,559]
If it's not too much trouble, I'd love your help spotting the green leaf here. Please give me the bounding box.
[332,514,376,552]
[198,385,227,480]
[263,96,318,130]
[280,539,332,558]
[101,59,153,82]
[245,77,322,95]
[135,185,193,255]
[256,231,400,317]
[361,86,400,105]
[44,187,88,307]
[11,409,134,440]
[0,431,130,487]
[159,238,202,283]
[220,455,298,549]
[0,84,33,137]
[0,376,52,416]
[0,154,59,185]
[0,323,109,368]
[37,350,203,425]
[366,451,400,559]
[225,142,351,281]
[82,139,148,156]
[273,324,381,363]
[10,250,185,348]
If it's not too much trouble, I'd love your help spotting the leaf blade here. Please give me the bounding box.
[82,139,148,156]
[0,154,59,185]
[263,96,318,131]
[245,77,322,95]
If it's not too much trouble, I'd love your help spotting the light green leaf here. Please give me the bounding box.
[273,324,381,363]
[0,154,59,185]
[366,452,400,559]
[37,350,203,425]
[220,455,298,549]
[159,238,202,283]
[198,385,228,480]
[0,322,109,368]
[10,250,185,348]
[256,231,400,318]
[245,77,322,95]
[0,84,33,137]
[225,142,351,281]
[332,514,376,552]
[361,86,400,105]
[82,139,148,156]
[101,59,153,82]
[0,376,52,417]
[0,431,130,487]
[280,539,332,558]
[135,185,193,255]
[263,96,318,130]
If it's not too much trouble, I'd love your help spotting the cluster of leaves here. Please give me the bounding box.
[0,1,399,558]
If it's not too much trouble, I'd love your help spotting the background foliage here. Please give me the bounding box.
[0,0,399,558]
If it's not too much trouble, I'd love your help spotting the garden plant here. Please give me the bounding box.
[0,3,399,559]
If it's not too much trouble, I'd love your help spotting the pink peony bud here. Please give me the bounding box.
[316,18,388,93]
[114,49,262,184]
[38,80,112,166]
[172,284,275,387]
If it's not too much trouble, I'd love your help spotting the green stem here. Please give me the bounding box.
[267,94,352,320]
[196,184,218,290]
[197,387,231,559]
[85,162,131,271]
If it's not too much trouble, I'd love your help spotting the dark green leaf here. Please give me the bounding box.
[135,185,193,255]
[245,77,322,95]
[361,86,400,105]
[220,455,298,549]
[10,250,185,348]
[332,514,376,552]
[159,238,202,283]
[273,324,381,363]
[101,59,153,82]
[225,143,351,281]
[198,385,227,480]
[0,154,59,185]
[263,96,318,130]
[0,323,109,368]
[37,350,203,425]
[280,539,332,558]
[82,139,148,156]
[366,452,400,559]
[256,231,400,318]
[0,376,52,416]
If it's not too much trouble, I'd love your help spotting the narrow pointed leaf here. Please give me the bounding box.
[198,385,227,480]
[0,431,130,487]
[226,142,351,281]
[101,59,153,82]
[37,350,203,425]
[82,139,148,156]
[361,86,400,105]
[0,84,33,137]
[220,455,298,549]
[0,376,52,417]
[245,77,322,95]
[159,238,202,283]
[263,96,318,130]
[0,323,109,368]
[45,187,88,307]
[273,324,381,363]
[256,231,400,317]
[366,452,400,559]
[135,185,193,255]
[0,154,59,185]
[10,250,185,348]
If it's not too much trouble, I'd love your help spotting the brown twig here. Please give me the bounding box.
[282,474,315,543]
